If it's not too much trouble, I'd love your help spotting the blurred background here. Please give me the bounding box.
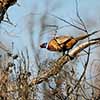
[0,0,100,99]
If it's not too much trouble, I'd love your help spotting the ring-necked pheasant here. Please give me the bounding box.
[40,31,98,55]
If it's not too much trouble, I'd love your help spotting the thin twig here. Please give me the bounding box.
[49,13,87,32]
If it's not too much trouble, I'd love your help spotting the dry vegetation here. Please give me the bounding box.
[0,0,100,100]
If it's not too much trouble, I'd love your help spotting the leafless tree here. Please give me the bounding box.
[0,0,100,100]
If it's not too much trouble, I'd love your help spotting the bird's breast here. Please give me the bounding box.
[47,39,62,51]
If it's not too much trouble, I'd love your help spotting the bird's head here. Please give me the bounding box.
[40,43,47,48]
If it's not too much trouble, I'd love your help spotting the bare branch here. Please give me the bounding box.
[31,38,100,85]
[49,14,87,32]
[75,0,87,32]
[0,0,17,23]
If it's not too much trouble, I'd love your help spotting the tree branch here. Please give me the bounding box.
[0,0,17,23]
[31,38,100,85]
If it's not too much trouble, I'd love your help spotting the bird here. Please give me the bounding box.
[40,31,99,55]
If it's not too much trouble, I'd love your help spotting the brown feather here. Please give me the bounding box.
[40,31,98,53]
[47,39,62,51]
[55,35,72,45]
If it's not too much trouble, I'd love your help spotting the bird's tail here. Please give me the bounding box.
[75,30,100,41]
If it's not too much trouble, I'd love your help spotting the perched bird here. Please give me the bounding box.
[40,31,98,55]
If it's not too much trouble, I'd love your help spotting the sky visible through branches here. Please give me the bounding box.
[0,0,100,75]
[0,0,100,99]
[1,0,100,51]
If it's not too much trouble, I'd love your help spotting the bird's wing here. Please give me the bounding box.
[55,35,72,45]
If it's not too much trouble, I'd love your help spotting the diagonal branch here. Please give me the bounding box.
[49,14,87,32]
[31,38,100,85]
